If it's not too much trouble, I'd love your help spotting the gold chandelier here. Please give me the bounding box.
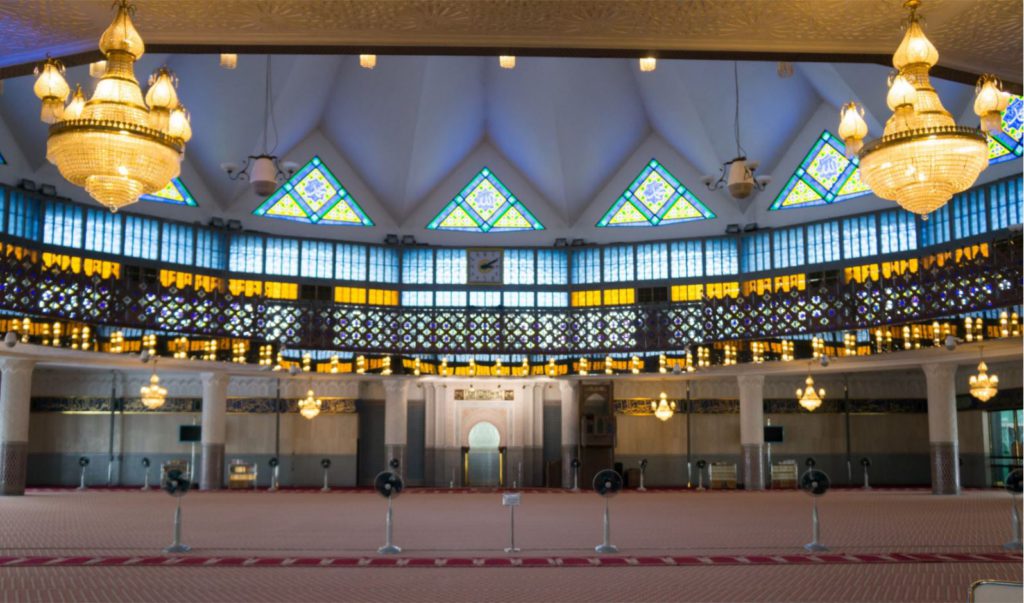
[796,375,825,412]
[838,0,1003,217]
[299,389,322,420]
[140,371,167,410]
[651,392,677,422]
[969,358,999,402]
[33,1,191,212]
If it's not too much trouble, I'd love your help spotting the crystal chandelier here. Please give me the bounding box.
[34,1,191,212]
[969,357,999,402]
[651,392,677,422]
[140,370,167,410]
[796,375,825,412]
[299,389,322,420]
[838,0,1002,217]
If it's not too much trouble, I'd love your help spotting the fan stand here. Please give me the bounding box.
[164,497,191,554]
[321,467,331,493]
[862,466,871,490]
[696,470,705,492]
[77,466,87,491]
[141,468,151,491]
[638,467,646,492]
[804,497,828,552]
[1004,492,1022,551]
[572,466,580,492]
[594,497,619,554]
[378,496,401,554]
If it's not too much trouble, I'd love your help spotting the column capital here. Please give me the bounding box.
[736,373,765,390]
[0,357,35,376]
[558,380,577,396]
[921,362,958,382]
[383,377,411,397]
[200,371,230,388]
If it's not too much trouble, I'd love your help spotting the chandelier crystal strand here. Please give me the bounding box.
[37,1,190,212]
[838,0,992,217]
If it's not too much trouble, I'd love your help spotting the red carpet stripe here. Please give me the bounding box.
[0,552,1017,568]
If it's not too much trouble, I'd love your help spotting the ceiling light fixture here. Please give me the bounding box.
[796,373,825,412]
[299,387,322,420]
[140,361,168,410]
[838,0,997,217]
[33,1,191,212]
[969,349,999,402]
[639,57,656,72]
[219,53,237,69]
[703,62,771,199]
[221,56,297,195]
[499,55,516,69]
[651,392,676,421]
[359,54,377,69]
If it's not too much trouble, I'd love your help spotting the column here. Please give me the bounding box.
[0,358,35,495]
[200,372,229,490]
[559,380,578,488]
[383,378,410,474]
[923,363,960,495]
[532,383,545,487]
[423,380,436,485]
[737,374,765,491]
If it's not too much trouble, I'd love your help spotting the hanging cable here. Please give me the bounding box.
[733,61,746,159]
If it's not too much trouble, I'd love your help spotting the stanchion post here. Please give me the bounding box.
[1005,493,1022,551]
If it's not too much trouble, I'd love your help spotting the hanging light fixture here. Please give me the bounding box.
[298,388,322,420]
[219,53,238,69]
[33,1,191,212]
[221,56,298,195]
[703,62,772,200]
[969,349,999,402]
[796,374,825,412]
[638,57,656,72]
[499,55,516,69]
[140,362,168,410]
[651,392,676,422]
[359,54,377,69]
[837,0,998,217]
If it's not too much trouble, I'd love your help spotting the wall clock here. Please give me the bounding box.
[467,248,504,285]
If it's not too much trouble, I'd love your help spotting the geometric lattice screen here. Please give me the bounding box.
[988,94,1023,164]
[427,167,544,232]
[597,158,715,227]
[140,177,198,206]
[769,130,872,211]
[253,156,374,226]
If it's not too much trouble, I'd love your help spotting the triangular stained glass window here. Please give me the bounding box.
[140,177,198,206]
[769,130,873,211]
[427,168,544,232]
[597,159,715,227]
[0,150,6,165]
[253,156,374,226]
[989,94,1023,164]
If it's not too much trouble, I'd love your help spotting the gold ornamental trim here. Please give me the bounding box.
[48,119,185,154]
[859,125,987,157]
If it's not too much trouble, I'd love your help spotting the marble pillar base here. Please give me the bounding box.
[199,443,225,490]
[0,441,28,496]
[930,441,961,495]
[741,443,765,490]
